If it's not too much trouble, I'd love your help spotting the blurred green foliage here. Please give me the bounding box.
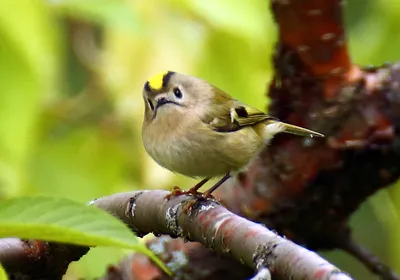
[0,264,6,280]
[0,0,399,278]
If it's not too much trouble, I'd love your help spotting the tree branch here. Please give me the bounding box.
[0,238,87,279]
[0,190,352,279]
[340,236,399,280]
[95,191,352,280]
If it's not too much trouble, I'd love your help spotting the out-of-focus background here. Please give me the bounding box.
[0,0,399,279]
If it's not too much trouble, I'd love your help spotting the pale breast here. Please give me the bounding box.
[142,112,265,178]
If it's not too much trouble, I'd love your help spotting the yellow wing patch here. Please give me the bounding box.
[147,70,169,91]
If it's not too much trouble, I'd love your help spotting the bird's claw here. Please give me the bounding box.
[164,186,215,200]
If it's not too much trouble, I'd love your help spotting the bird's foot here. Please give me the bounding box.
[164,186,206,200]
[201,190,215,199]
[164,186,221,215]
[165,186,185,200]
[182,192,216,214]
[187,186,205,197]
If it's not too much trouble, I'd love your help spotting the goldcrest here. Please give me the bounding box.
[141,71,324,197]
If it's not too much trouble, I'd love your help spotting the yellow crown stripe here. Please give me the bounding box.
[148,70,169,91]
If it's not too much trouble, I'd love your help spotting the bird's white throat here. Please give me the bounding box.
[264,122,285,144]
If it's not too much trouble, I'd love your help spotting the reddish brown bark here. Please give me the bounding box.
[219,0,397,248]
[0,238,88,279]
[215,0,399,279]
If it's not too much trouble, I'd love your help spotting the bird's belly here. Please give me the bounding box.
[144,126,264,178]
[146,133,231,177]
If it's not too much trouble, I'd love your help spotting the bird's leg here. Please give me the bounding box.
[183,175,229,214]
[165,177,211,200]
[203,173,231,198]
[187,177,211,195]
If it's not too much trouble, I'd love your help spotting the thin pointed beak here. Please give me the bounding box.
[152,97,181,120]
[155,97,171,109]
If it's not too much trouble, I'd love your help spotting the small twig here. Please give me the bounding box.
[340,237,399,280]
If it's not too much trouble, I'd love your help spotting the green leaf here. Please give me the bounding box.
[0,197,170,275]
[0,263,7,280]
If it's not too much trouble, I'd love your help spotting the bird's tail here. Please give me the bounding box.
[264,120,324,141]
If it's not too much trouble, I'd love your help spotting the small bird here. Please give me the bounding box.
[141,71,324,197]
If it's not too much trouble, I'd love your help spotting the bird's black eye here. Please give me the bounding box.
[173,87,183,98]
[147,99,154,111]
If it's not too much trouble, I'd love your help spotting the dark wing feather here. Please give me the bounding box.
[201,89,276,132]
[232,104,277,128]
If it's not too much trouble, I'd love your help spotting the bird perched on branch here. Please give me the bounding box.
[141,71,324,197]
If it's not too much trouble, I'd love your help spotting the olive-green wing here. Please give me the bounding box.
[200,89,324,138]
[232,103,277,127]
[202,97,276,132]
